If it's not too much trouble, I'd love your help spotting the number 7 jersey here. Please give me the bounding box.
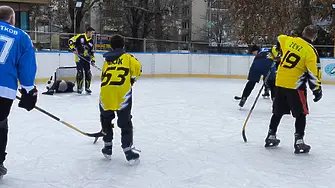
[99,50,142,111]
[275,35,321,91]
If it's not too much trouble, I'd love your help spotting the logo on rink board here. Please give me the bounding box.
[324,63,335,76]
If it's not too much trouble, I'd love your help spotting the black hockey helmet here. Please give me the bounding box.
[86,26,95,32]
[249,44,260,54]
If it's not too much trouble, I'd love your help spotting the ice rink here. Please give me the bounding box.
[1,78,334,188]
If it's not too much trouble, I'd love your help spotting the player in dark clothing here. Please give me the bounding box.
[237,45,278,107]
[68,27,96,94]
[42,76,75,95]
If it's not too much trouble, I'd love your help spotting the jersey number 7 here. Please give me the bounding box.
[280,50,301,69]
[101,66,130,87]
[0,35,14,64]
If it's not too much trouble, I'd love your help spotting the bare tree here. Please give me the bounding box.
[51,0,71,32]
[200,0,233,49]
[229,0,294,44]
[101,0,184,51]
[312,0,334,31]
[68,0,101,33]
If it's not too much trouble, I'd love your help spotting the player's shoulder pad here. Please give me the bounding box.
[306,43,320,66]
[277,34,287,42]
[128,53,140,61]
[71,33,83,40]
[271,45,280,56]
[21,30,34,48]
[103,49,125,62]
[259,48,270,53]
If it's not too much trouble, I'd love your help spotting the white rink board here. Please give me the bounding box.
[171,53,190,74]
[191,54,210,74]
[229,56,252,76]
[34,52,335,82]
[152,54,171,74]
[135,53,154,74]
[209,55,229,75]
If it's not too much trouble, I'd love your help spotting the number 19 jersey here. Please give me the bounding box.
[99,50,142,111]
[276,35,321,91]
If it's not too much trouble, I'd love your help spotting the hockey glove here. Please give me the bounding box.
[91,60,95,66]
[313,88,322,102]
[18,86,38,111]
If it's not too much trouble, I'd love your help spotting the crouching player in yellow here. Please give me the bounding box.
[99,35,142,164]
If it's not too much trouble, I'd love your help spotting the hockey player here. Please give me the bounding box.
[237,45,279,107]
[68,27,96,94]
[42,76,75,95]
[99,34,142,164]
[0,6,37,178]
[264,25,322,154]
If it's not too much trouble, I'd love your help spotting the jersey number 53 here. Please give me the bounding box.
[101,66,130,87]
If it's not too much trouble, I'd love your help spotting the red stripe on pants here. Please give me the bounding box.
[298,89,308,115]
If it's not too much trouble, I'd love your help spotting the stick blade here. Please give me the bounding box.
[86,131,105,138]
[242,129,247,142]
[93,136,99,144]
[234,96,242,100]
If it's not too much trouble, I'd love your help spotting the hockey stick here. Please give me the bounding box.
[234,96,242,100]
[91,64,102,71]
[77,54,102,71]
[242,62,276,142]
[16,96,105,142]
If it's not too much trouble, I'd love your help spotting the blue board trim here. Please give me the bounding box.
[35,51,335,59]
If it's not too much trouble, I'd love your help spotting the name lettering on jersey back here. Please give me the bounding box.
[107,58,123,65]
[0,26,18,35]
[289,42,303,52]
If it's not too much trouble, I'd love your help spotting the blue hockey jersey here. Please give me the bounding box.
[0,21,36,100]
[250,48,275,70]
[248,47,277,81]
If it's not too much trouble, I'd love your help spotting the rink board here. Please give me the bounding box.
[34,52,335,84]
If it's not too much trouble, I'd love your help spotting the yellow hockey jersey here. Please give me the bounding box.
[275,35,321,91]
[99,49,142,111]
[68,33,95,62]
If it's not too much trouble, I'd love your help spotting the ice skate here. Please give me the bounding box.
[77,88,83,94]
[0,163,7,179]
[294,137,311,154]
[123,147,140,165]
[85,88,92,94]
[101,142,113,160]
[238,97,247,108]
[264,134,280,148]
[262,90,270,99]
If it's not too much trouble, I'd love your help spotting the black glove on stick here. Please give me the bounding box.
[18,86,38,111]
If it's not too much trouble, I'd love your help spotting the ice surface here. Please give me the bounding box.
[1,78,334,188]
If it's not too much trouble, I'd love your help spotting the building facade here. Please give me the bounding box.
[0,0,49,30]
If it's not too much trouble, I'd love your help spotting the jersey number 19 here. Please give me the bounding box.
[280,50,301,69]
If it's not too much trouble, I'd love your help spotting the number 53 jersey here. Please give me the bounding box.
[99,49,142,111]
[275,35,322,91]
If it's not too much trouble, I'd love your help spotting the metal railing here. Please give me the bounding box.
[26,30,335,58]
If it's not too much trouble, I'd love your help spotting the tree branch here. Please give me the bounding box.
[82,0,101,15]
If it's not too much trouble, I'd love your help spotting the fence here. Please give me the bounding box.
[26,31,335,58]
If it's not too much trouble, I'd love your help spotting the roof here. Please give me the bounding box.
[0,0,49,4]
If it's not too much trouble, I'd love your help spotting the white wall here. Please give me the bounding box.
[35,52,335,83]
